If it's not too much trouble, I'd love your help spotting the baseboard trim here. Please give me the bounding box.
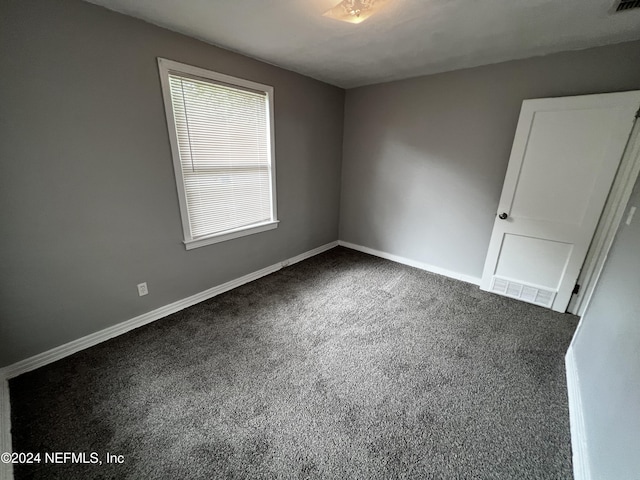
[283,242,338,267]
[0,240,338,381]
[0,241,338,480]
[337,241,482,286]
[565,347,591,480]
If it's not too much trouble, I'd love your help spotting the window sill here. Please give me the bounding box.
[184,221,279,250]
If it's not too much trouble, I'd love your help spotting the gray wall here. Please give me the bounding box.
[571,176,640,479]
[0,0,345,367]
[340,41,640,280]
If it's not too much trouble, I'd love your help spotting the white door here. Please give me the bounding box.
[481,91,640,312]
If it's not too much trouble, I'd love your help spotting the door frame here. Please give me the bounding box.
[568,115,640,316]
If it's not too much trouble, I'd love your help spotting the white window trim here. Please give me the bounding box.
[157,57,278,249]
[184,221,279,250]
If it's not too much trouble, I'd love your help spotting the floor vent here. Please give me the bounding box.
[615,0,640,12]
[491,277,556,308]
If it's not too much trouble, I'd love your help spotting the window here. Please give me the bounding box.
[157,58,278,250]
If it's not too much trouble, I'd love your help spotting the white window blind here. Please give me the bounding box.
[158,59,277,249]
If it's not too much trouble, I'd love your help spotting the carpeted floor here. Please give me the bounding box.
[9,247,578,479]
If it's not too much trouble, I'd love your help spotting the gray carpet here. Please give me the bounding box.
[9,247,578,479]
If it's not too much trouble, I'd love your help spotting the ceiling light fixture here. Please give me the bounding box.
[323,0,391,24]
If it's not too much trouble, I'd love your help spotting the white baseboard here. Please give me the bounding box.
[0,240,337,381]
[565,347,591,480]
[283,241,338,267]
[0,240,338,480]
[337,240,482,286]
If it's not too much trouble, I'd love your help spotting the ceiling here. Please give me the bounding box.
[85,0,640,88]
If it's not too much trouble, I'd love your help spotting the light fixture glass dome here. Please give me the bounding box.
[323,0,391,24]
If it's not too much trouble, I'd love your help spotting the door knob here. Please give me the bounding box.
[498,212,508,220]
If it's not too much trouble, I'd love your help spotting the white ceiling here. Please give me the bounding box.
[86,0,640,88]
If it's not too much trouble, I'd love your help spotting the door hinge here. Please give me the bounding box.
[572,284,581,295]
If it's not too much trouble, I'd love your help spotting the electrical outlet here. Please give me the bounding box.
[137,282,149,296]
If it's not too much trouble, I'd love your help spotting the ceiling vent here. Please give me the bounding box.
[614,0,640,11]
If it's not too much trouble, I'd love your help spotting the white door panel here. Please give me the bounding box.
[481,91,640,312]
[510,108,622,225]
[495,235,572,289]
